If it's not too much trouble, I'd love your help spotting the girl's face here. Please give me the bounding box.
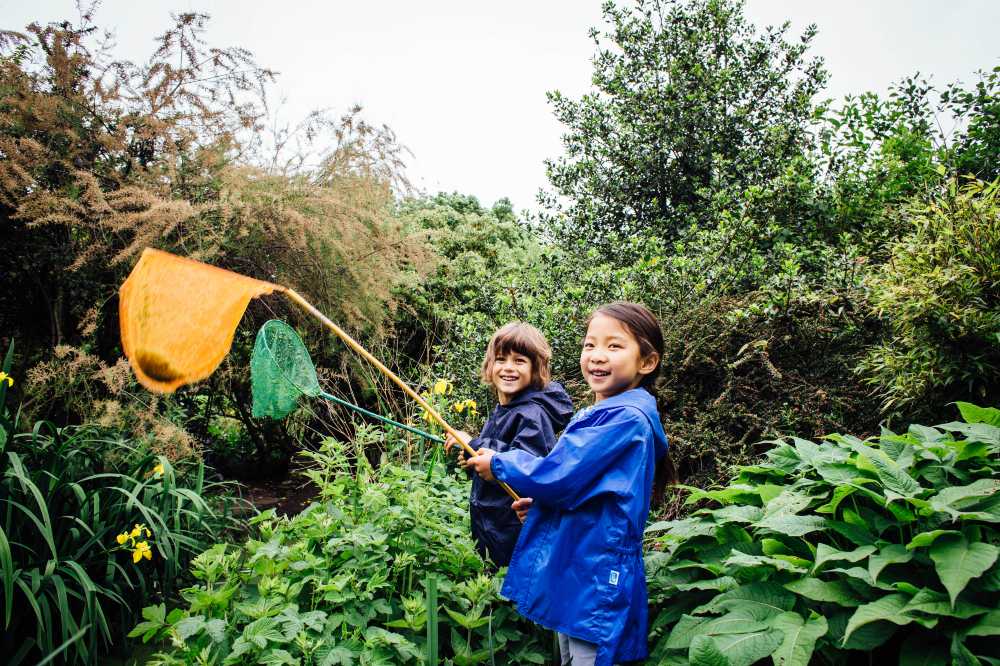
[580,314,657,402]
[491,351,533,404]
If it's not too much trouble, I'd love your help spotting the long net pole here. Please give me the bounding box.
[280,287,521,501]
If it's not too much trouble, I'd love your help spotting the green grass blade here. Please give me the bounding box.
[35,624,90,666]
[0,524,12,627]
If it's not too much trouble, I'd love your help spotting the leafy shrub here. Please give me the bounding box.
[645,402,1000,665]
[134,431,550,665]
[0,345,248,665]
[860,178,1000,416]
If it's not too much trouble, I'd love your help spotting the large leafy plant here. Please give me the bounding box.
[135,429,549,665]
[645,402,1000,665]
[0,354,246,665]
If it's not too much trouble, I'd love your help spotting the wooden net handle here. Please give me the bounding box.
[281,288,521,501]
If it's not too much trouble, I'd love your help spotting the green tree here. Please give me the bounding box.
[540,0,827,254]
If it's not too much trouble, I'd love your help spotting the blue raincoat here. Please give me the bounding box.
[466,382,573,566]
[490,388,668,666]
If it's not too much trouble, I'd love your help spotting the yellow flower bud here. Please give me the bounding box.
[116,533,128,545]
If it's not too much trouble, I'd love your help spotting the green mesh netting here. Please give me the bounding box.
[251,319,320,419]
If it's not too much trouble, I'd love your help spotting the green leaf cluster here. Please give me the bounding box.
[136,434,549,665]
[0,341,246,665]
[646,403,1000,665]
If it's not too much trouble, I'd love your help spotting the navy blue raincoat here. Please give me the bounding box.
[467,382,573,566]
[491,388,668,666]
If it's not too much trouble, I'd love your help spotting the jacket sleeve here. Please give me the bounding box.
[490,406,651,510]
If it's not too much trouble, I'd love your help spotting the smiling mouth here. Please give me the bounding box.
[588,369,610,378]
[499,375,520,382]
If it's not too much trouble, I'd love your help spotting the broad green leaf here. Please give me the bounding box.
[813,544,876,572]
[754,515,827,537]
[844,438,922,497]
[784,577,865,607]
[700,611,770,636]
[791,437,823,464]
[762,489,812,517]
[724,552,807,574]
[902,588,990,619]
[929,479,1000,518]
[814,462,865,484]
[689,635,731,666]
[843,594,913,644]
[765,445,802,472]
[907,529,961,550]
[711,629,783,666]
[676,576,740,593]
[929,535,999,607]
[908,424,947,443]
[665,614,709,650]
[816,484,858,515]
[955,402,1000,426]
[174,616,207,641]
[869,545,914,583]
[710,505,764,524]
[827,519,876,545]
[647,517,717,540]
[700,583,795,621]
[868,454,922,497]
[259,649,297,666]
[966,610,1000,637]
[758,484,785,504]
[770,611,827,666]
[937,422,1000,447]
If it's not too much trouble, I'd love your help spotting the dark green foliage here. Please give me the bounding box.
[134,429,550,665]
[860,178,1000,417]
[0,371,248,664]
[645,404,1000,665]
[542,0,827,252]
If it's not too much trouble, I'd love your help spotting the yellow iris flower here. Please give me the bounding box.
[153,463,164,476]
[0,372,12,387]
[116,533,129,545]
[132,541,152,563]
[432,379,453,396]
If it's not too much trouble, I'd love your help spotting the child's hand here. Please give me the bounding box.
[444,430,472,458]
[467,448,496,481]
[511,497,533,523]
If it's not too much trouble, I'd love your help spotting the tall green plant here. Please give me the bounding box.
[645,403,1000,665]
[0,355,249,665]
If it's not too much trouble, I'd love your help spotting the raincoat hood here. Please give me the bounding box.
[504,381,575,426]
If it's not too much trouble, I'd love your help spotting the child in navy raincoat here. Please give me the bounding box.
[468,302,669,666]
[445,322,573,567]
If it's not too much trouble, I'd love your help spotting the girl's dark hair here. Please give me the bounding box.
[589,301,677,503]
[480,322,552,391]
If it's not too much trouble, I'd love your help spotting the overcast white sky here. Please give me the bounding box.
[3,1,998,212]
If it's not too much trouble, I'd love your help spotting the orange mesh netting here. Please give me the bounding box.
[119,248,278,393]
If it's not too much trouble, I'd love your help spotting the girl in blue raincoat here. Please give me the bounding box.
[445,322,574,567]
[468,302,670,666]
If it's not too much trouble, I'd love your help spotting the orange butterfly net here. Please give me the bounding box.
[119,248,278,393]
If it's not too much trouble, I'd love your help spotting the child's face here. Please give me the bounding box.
[580,314,656,402]
[491,351,533,403]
